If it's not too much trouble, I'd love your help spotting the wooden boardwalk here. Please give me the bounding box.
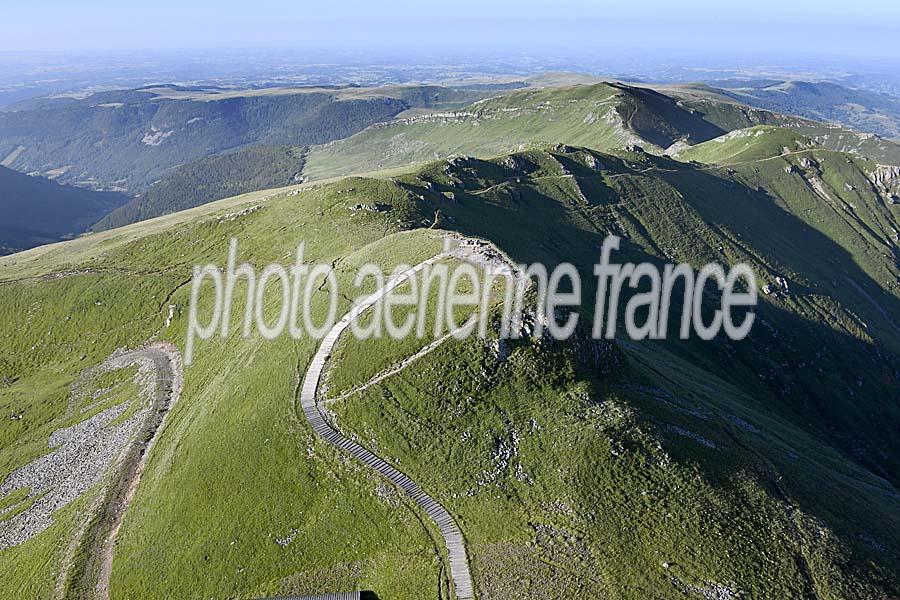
[262,593,361,600]
[299,256,475,600]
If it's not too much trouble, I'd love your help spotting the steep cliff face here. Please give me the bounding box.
[869,164,900,202]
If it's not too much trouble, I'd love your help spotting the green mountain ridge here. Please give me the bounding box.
[1,129,898,598]
[301,82,858,182]
[92,145,307,231]
[666,82,900,166]
[0,84,494,193]
[2,72,900,599]
[674,125,817,163]
[6,79,900,244]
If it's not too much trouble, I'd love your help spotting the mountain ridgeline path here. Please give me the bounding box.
[298,253,477,600]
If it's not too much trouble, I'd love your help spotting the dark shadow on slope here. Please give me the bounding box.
[609,82,727,147]
[395,152,900,495]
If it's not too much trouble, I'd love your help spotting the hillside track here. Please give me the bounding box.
[66,343,184,600]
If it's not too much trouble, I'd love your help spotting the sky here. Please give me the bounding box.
[4,0,900,59]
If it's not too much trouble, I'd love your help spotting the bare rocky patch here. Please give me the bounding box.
[0,343,182,599]
[0,352,158,549]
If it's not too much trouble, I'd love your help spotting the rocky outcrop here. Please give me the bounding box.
[869,164,900,187]
[0,344,182,552]
[349,202,391,213]
[664,140,692,158]
[799,157,819,170]
[500,156,520,171]
[582,153,604,170]
[868,164,900,202]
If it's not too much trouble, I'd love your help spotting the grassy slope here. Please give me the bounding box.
[326,148,900,598]
[0,140,898,598]
[92,146,307,231]
[676,127,900,319]
[304,80,899,185]
[302,83,735,181]
[667,84,900,166]
[796,124,900,165]
[0,181,452,598]
[675,125,816,164]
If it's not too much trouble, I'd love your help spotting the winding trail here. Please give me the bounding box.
[67,343,183,600]
[299,255,476,600]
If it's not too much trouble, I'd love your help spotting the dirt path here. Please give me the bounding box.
[299,255,476,600]
[324,314,479,406]
[63,342,183,600]
[0,343,181,596]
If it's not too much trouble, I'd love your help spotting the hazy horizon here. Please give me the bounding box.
[5,1,900,59]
